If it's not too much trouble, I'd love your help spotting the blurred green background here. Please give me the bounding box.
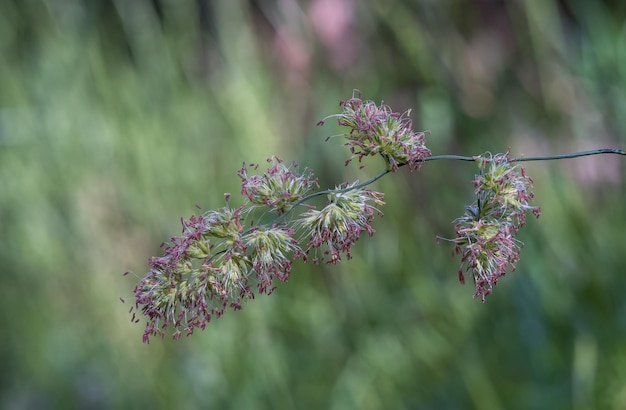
[1,0,625,408]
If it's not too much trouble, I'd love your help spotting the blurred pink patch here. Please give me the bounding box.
[564,145,623,186]
[273,26,311,85]
[308,0,357,70]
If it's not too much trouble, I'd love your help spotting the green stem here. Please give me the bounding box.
[258,148,624,228]
[420,148,625,163]
[511,148,625,162]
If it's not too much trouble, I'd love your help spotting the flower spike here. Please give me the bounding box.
[447,153,540,301]
[322,90,431,171]
[127,92,622,342]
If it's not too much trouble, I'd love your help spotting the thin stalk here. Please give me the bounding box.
[511,148,625,162]
[419,148,625,164]
[256,148,624,229]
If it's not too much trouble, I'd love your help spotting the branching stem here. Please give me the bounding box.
[270,148,624,226]
[420,148,625,163]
